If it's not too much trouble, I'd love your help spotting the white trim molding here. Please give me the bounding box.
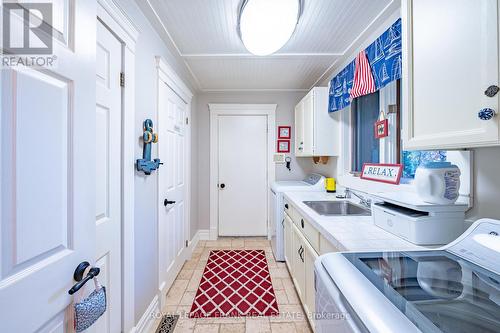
[208,104,277,240]
[155,56,194,313]
[133,295,159,333]
[96,1,138,332]
[156,56,194,104]
[197,229,210,241]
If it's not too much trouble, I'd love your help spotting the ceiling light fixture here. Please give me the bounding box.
[238,0,303,56]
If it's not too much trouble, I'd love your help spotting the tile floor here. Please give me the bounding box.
[150,237,313,333]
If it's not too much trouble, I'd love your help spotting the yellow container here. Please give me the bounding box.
[325,177,336,193]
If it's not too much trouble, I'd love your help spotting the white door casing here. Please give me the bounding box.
[0,1,96,332]
[94,19,122,333]
[218,115,268,236]
[156,57,193,309]
[96,1,139,330]
[209,104,277,240]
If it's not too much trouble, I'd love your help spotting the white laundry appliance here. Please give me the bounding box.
[269,173,325,262]
[315,218,500,333]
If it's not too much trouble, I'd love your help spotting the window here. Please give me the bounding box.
[351,92,380,172]
[402,151,447,179]
[349,80,451,181]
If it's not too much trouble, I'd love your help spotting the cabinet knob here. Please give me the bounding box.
[485,85,500,97]
[284,204,289,209]
[301,219,305,228]
[478,108,496,121]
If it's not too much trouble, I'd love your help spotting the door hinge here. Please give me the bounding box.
[185,240,189,248]
[186,117,189,125]
[120,72,125,87]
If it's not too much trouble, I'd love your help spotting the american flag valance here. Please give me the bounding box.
[350,50,376,99]
[329,19,402,113]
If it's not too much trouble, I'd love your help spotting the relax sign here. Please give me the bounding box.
[360,163,403,185]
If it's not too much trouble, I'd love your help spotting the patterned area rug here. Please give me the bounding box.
[189,249,279,318]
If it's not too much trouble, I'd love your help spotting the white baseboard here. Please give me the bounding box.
[198,229,210,240]
[130,230,208,333]
[209,228,218,240]
[132,295,159,333]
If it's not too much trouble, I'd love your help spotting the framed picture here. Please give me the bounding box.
[375,119,389,139]
[278,126,291,139]
[360,163,403,185]
[277,140,290,153]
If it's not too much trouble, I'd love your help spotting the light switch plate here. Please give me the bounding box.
[273,153,285,163]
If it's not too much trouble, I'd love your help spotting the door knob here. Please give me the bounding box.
[164,199,176,206]
[220,183,226,189]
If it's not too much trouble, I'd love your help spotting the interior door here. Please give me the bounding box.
[94,20,122,333]
[158,80,188,304]
[218,115,268,236]
[0,1,96,332]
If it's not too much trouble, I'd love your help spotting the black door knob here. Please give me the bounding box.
[220,183,226,189]
[164,199,176,206]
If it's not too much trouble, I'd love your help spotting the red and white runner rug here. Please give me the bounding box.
[189,249,279,318]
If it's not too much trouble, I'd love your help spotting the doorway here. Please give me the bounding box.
[209,104,277,239]
[156,57,193,309]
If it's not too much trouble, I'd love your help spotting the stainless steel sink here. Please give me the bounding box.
[303,201,371,216]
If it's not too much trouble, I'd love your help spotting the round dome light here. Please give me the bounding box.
[238,0,302,56]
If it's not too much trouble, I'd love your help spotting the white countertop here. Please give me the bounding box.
[283,191,431,252]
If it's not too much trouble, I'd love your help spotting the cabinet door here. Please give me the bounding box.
[302,93,314,155]
[284,214,293,270]
[292,225,306,302]
[403,0,500,149]
[304,241,319,325]
[295,101,305,156]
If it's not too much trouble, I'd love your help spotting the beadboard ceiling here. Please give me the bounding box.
[139,0,398,92]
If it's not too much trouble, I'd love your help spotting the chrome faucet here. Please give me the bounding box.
[343,188,372,209]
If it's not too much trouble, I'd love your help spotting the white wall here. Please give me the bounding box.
[194,91,311,232]
[118,0,198,323]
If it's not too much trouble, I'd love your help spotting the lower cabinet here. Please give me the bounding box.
[284,211,320,331]
[304,239,318,322]
[291,224,306,302]
[284,215,293,271]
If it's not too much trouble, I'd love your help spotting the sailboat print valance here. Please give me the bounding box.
[329,18,402,113]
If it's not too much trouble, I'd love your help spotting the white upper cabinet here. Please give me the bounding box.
[402,0,500,149]
[294,87,339,156]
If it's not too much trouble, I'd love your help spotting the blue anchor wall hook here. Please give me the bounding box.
[136,119,162,175]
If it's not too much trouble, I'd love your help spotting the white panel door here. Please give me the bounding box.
[158,81,187,304]
[94,20,122,333]
[218,115,268,236]
[403,0,500,149]
[0,1,96,332]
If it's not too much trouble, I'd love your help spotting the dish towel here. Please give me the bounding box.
[350,50,376,99]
